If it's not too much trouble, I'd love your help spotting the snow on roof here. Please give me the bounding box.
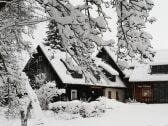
[106,76,126,88]
[103,46,135,78]
[39,44,125,88]
[39,44,86,84]
[123,69,134,78]
[150,61,168,66]
[104,46,139,67]
[129,65,168,82]
[95,59,119,75]
[103,47,168,81]
[125,50,168,80]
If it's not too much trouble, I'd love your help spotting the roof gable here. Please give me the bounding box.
[36,44,125,88]
[97,47,125,78]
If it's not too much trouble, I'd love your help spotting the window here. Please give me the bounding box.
[71,90,77,100]
[151,65,168,74]
[39,56,42,61]
[142,87,152,97]
[109,75,116,82]
[102,69,116,82]
[60,59,83,78]
[108,91,112,99]
[71,72,83,78]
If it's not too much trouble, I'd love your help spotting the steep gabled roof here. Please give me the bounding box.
[39,44,86,84]
[37,44,125,88]
[98,46,125,78]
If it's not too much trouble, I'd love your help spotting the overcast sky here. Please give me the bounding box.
[145,0,168,50]
[30,0,168,50]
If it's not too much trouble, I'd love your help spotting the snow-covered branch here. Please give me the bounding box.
[115,0,155,62]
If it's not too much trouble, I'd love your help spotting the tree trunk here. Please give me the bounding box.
[21,101,31,126]
[25,82,46,126]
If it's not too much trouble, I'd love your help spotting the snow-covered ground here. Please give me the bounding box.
[1,100,168,126]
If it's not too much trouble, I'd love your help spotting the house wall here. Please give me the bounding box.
[132,83,154,103]
[131,82,168,103]
[103,88,125,102]
[24,46,63,89]
[65,84,103,101]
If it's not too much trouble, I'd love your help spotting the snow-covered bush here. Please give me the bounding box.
[96,97,125,109]
[35,81,65,110]
[49,100,106,118]
[66,100,82,114]
[49,100,81,114]
[80,101,105,118]
[49,101,67,113]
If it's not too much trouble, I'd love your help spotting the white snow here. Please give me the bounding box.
[123,68,134,78]
[129,65,168,82]
[105,76,125,88]
[39,44,86,84]
[95,59,119,75]
[129,50,168,82]
[25,82,47,126]
[150,61,168,66]
[39,44,125,88]
[2,100,168,126]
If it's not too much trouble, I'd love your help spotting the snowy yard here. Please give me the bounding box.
[1,100,168,126]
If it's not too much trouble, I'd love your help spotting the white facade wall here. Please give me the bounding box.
[103,88,125,102]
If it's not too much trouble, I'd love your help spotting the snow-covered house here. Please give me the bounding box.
[97,47,125,79]
[24,44,126,102]
[128,50,168,103]
[97,47,132,98]
[97,47,168,103]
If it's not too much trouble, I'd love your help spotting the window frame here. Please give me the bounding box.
[39,56,42,61]
[142,87,152,97]
[71,89,77,100]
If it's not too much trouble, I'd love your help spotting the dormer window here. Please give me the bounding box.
[102,69,116,82]
[151,65,168,74]
[60,59,83,79]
